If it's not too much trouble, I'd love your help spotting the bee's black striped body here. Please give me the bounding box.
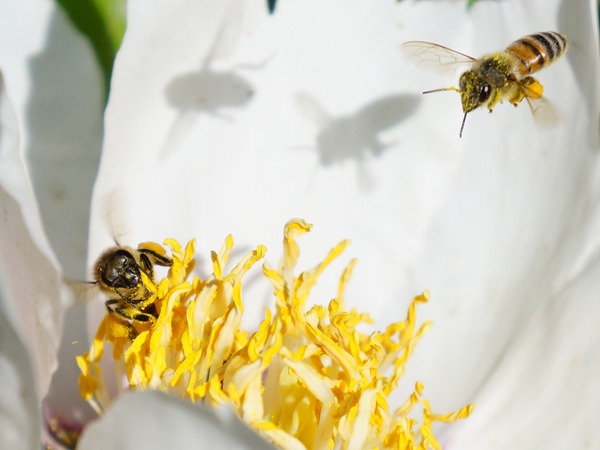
[505,32,568,75]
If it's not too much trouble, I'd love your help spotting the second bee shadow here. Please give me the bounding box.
[294,92,421,190]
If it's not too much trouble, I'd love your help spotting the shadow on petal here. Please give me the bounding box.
[159,0,262,159]
[166,69,254,114]
[160,62,257,160]
[294,92,421,190]
[25,9,104,280]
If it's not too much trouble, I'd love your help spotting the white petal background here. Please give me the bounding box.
[86,0,600,447]
[0,77,47,449]
[0,0,103,448]
[81,0,600,447]
[77,391,276,450]
[0,0,598,448]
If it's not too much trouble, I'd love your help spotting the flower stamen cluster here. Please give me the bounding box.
[77,219,473,449]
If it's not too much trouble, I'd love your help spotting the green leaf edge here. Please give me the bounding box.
[54,0,126,102]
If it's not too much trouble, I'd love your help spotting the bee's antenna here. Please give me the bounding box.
[423,86,460,95]
[421,86,466,136]
[459,113,468,138]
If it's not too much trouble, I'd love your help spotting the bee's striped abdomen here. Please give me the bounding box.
[506,32,568,75]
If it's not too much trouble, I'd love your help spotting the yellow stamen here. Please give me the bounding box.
[78,219,474,448]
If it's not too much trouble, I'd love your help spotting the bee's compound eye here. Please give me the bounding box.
[102,252,140,288]
[479,84,491,103]
[103,254,128,283]
[104,266,120,284]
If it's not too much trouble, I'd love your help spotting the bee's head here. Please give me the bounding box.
[458,70,492,114]
[95,247,141,290]
[422,71,493,138]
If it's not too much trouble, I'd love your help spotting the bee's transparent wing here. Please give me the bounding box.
[525,96,559,128]
[401,41,476,73]
[66,280,98,306]
[102,189,129,245]
[519,84,559,128]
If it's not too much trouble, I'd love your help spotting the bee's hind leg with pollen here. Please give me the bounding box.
[520,76,544,98]
[106,298,156,340]
[508,76,544,107]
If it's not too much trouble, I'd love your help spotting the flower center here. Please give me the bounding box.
[77,219,474,449]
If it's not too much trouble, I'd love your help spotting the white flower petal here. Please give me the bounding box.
[0,69,73,448]
[402,0,600,413]
[0,0,105,431]
[443,254,600,448]
[90,0,468,329]
[77,391,276,450]
[0,0,104,280]
[90,0,600,448]
[0,70,71,402]
[0,308,41,450]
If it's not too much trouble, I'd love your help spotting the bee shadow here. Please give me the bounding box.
[166,69,254,115]
[159,1,268,160]
[25,10,103,280]
[159,67,256,160]
[294,92,421,190]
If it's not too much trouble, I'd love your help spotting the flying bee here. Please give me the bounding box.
[402,31,569,137]
[93,241,172,338]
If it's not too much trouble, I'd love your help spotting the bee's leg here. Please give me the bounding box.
[139,248,173,267]
[507,76,544,107]
[142,302,158,318]
[486,89,503,113]
[508,86,526,106]
[124,310,156,325]
[111,303,156,326]
[116,288,160,320]
[105,300,138,340]
[135,246,173,300]
[114,287,142,307]
[106,298,117,313]
[518,76,544,100]
[128,327,137,340]
[138,253,156,280]
[121,304,155,325]
[124,292,157,311]
[137,251,174,281]
[108,302,134,321]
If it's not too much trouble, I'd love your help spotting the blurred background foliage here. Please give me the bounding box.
[55,0,597,102]
[55,0,126,101]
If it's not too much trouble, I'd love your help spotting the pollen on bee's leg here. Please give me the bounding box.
[520,76,544,99]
